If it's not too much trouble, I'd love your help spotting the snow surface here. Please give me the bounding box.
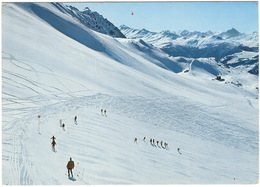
[2,2,259,185]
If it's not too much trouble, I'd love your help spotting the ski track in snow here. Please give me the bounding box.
[2,92,258,184]
[2,53,258,184]
[3,52,90,96]
[2,53,93,114]
[2,119,33,184]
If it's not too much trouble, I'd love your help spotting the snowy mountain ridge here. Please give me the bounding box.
[54,3,125,38]
[2,2,259,185]
[120,25,258,44]
[120,25,259,75]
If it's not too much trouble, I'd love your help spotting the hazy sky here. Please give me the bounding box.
[64,1,258,33]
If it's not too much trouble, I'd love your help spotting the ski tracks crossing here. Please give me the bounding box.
[2,119,33,185]
[2,92,258,184]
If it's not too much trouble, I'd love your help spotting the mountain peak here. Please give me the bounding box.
[137,28,150,35]
[120,25,131,30]
[220,28,241,38]
[64,4,125,38]
[226,28,240,34]
[82,7,91,13]
[66,5,79,11]
[161,30,171,33]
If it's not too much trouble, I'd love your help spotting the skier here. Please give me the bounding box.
[143,137,146,142]
[161,141,164,148]
[62,123,65,131]
[51,136,56,152]
[51,140,56,152]
[164,142,168,149]
[101,109,103,115]
[134,138,138,143]
[177,148,182,154]
[67,157,75,178]
[150,138,153,145]
[51,136,56,141]
[104,110,107,116]
[74,116,77,125]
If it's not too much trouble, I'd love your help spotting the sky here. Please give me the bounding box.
[64,1,258,33]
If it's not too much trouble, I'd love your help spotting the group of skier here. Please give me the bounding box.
[50,136,75,177]
[50,116,78,178]
[59,116,77,131]
[150,138,169,150]
[100,109,107,116]
[134,137,169,149]
[49,107,183,181]
[134,136,182,154]
[50,109,109,179]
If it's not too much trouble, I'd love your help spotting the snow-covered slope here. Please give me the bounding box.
[2,2,259,185]
[120,25,259,75]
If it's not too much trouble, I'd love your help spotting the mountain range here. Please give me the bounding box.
[119,25,259,75]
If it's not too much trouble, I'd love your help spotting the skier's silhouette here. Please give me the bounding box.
[74,116,77,124]
[67,157,75,178]
[62,123,65,131]
[51,137,56,152]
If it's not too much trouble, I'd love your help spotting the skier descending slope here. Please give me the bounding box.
[51,140,56,152]
[177,148,182,154]
[51,136,56,141]
[51,136,56,152]
[74,116,77,125]
[67,157,75,178]
[61,123,65,131]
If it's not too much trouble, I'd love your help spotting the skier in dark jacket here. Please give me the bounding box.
[51,136,56,152]
[160,141,164,148]
[74,116,77,125]
[51,136,56,141]
[51,140,56,152]
[62,123,65,131]
[67,157,75,178]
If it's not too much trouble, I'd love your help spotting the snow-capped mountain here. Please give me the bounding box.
[120,25,259,75]
[2,2,259,185]
[52,3,125,38]
[219,28,242,39]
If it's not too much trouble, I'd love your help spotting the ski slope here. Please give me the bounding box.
[2,2,259,185]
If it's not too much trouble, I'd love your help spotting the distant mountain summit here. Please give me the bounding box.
[219,28,242,39]
[54,3,125,38]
